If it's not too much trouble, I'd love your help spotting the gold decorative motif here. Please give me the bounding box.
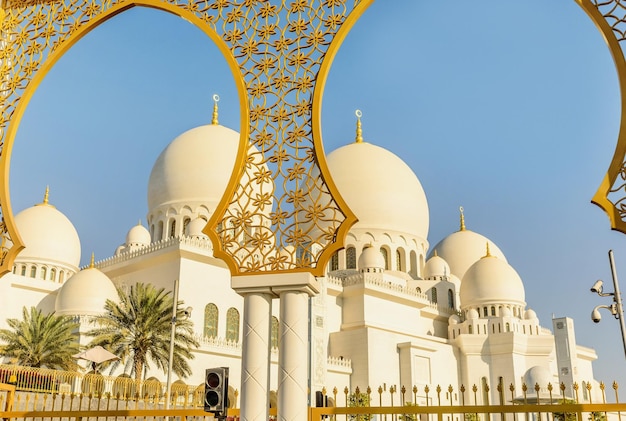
[0,0,370,275]
[575,1,626,233]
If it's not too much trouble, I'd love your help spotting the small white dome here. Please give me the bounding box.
[187,218,209,238]
[326,141,429,239]
[14,196,80,269]
[424,254,450,279]
[449,314,460,325]
[147,124,240,212]
[501,307,513,317]
[55,263,118,316]
[525,309,538,320]
[358,246,385,271]
[523,366,553,389]
[460,254,525,309]
[430,229,506,280]
[126,222,150,246]
[467,308,479,320]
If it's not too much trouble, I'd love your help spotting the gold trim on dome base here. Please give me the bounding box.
[0,0,369,276]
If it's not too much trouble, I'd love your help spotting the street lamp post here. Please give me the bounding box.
[590,249,626,359]
[164,279,191,410]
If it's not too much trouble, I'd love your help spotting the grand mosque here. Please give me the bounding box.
[0,105,601,407]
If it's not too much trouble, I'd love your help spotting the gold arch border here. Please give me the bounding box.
[580,0,626,233]
[0,0,369,276]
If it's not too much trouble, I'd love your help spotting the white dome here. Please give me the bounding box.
[460,254,525,309]
[187,218,209,238]
[523,366,553,389]
[326,141,429,239]
[449,314,460,324]
[126,222,150,246]
[525,309,538,321]
[467,308,479,320]
[430,229,506,280]
[358,246,385,271]
[147,124,240,212]
[424,254,450,279]
[14,199,81,269]
[55,264,118,316]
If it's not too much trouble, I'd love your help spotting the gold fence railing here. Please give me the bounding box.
[0,363,210,406]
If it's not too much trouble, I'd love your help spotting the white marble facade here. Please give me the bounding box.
[0,114,601,409]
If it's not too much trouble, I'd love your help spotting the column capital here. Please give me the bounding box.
[232,272,320,297]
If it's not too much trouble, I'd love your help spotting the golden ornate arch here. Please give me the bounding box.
[579,0,626,234]
[0,0,371,276]
[2,1,626,277]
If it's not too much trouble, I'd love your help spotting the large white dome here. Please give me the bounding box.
[326,141,429,239]
[14,195,81,269]
[459,254,525,309]
[55,262,118,316]
[147,124,240,212]
[430,229,506,281]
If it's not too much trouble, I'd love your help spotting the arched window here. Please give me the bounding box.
[380,248,389,270]
[204,303,219,338]
[271,316,279,349]
[30,266,36,278]
[183,217,191,236]
[59,271,65,283]
[490,306,496,316]
[506,322,510,332]
[346,247,356,269]
[156,221,164,240]
[483,307,488,317]
[431,288,438,304]
[50,268,56,281]
[20,265,26,276]
[169,219,177,238]
[226,308,240,342]
[416,287,421,294]
[447,289,454,308]
[41,267,47,280]
[330,252,339,272]
[396,250,402,271]
[468,325,473,334]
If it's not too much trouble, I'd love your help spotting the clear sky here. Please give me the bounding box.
[8,0,626,394]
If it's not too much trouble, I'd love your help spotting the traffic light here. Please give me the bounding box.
[204,367,229,414]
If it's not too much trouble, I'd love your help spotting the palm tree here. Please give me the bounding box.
[87,283,199,382]
[0,306,79,370]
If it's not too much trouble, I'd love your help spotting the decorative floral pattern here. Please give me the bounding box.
[0,0,366,274]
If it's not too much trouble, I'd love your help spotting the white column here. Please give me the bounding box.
[277,289,310,421]
[239,290,272,421]
[232,273,319,421]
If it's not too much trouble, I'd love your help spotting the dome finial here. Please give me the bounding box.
[484,242,491,258]
[355,109,363,143]
[212,94,220,125]
[43,185,49,205]
[89,252,95,268]
[433,249,438,257]
[459,206,466,231]
[36,186,55,208]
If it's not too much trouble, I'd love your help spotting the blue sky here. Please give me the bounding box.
[8,0,626,392]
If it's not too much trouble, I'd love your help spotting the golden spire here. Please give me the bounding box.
[89,252,95,268]
[212,94,220,125]
[355,109,363,143]
[36,186,55,208]
[483,242,492,258]
[459,206,466,231]
[433,249,438,257]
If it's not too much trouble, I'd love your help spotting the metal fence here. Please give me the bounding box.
[2,364,626,421]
